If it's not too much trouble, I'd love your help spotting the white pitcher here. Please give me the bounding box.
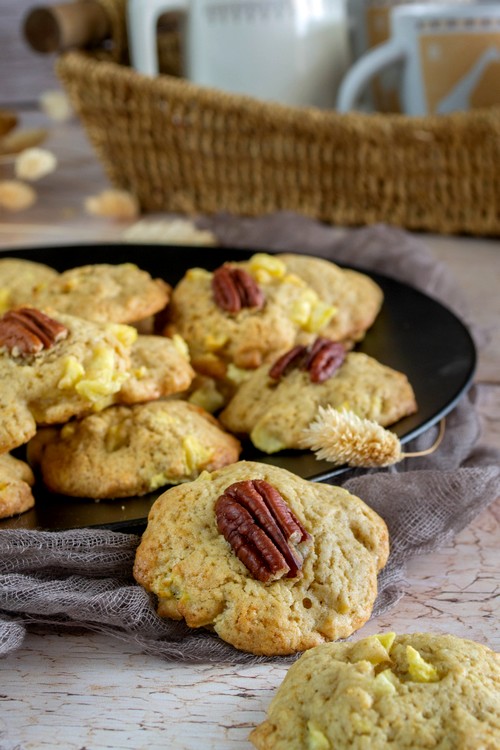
[127,0,352,108]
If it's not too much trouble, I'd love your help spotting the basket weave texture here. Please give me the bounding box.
[56,43,500,235]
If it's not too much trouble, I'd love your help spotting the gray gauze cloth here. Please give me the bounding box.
[1,218,499,663]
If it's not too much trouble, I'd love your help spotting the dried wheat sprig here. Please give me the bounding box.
[299,406,445,468]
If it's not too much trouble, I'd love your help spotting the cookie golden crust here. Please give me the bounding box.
[0,310,137,453]
[0,258,59,313]
[27,400,242,499]
[133,461,389,656]
[27,263,170,324]
[219,352,417,454]
[0,453,35,519]
[165,254,345,381]
[249,632,500,750]
[277,254,384,345]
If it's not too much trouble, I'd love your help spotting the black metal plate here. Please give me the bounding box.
[0,243,476,532]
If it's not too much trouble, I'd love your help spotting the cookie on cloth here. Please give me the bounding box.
[219,346,417,453]
[133,460,389,655]
[249,632,500,749]
[0,452,35,519]
[164,253,343,381]
[27,400,242,498]
[0,307,137,453]
[0,257,59,313]
[277,253,383,345]
[27,262,170,324]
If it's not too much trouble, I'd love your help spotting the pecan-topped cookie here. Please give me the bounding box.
[164,253,378,383]
[250,632,500,749]
[219,347,417,453]
[133,461,389,655]
[0,308,195,453]
[0,307,136,452]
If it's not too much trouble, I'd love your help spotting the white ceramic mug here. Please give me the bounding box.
[337,3,500,115]
[127,0,352,108]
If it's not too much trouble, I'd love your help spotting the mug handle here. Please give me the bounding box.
[127,0,188,76]
[336,40,405,112]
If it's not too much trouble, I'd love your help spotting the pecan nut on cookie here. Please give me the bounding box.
[163,253,374,384]
[220,345,417,454]
[133,461,389,655]
[250,632,500,749]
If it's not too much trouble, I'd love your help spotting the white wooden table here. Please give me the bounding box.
[1,111,499,750]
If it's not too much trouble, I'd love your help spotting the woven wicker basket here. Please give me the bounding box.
[55,1,500,236]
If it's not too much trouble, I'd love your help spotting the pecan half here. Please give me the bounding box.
[215,479,312,583]
[0,307,68,356]
[268,344,307,380]
[269,337,345,384]
[212,264,264,313]
[305,337,346,383]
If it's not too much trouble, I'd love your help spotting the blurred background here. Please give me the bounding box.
[1,0,500,236]
[0,0,59,106]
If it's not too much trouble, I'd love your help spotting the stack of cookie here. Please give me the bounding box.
[0,258,242,518]
[165,252,417,453]
[1,251,419,520]
[129,252,424,656]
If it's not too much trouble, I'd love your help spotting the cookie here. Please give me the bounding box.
[0,452,35,519]
[0,258,59,313]
[220,349,417,453]
[28,263,170,324]
[118,334,195,403]
[277,253,383,345]
[0,307,137,453]
[249,632,500,749]
[165,253,341,381]
[27,400,242,498]
[133,460,389,655]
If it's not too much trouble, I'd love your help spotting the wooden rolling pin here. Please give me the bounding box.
[23,1,180,54]
[23,1,111,53]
